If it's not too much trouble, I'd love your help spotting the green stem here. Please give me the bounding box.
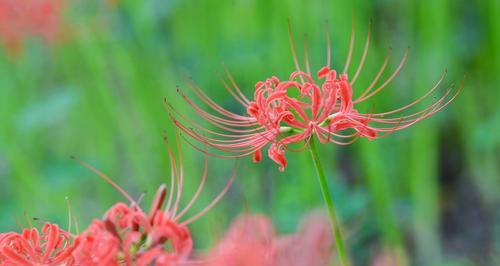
[309,137,350,266]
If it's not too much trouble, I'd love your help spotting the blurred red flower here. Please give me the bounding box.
[202,212,333,266]
[0,0,65,55]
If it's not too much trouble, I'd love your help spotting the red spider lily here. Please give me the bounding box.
[73,136,235,266]
[0,223,76,266]
[0,0,65,55]
[167,23,462,171]
[202,215,275,266]
[201,212,333,266]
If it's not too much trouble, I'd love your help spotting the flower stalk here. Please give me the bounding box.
[309,136,350,266]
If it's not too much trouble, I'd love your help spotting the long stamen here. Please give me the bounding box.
[364,70,447,117]
[288,20,304,84]
[165,138,177,214]
[358,88,453,125]
[181,163,237,226]
[356,47,409,102]
[179,132,263,159]
[65,197,72,234]
[174,119,271,151]
[222,63,251,104]
[177,88,256,126]
[183,77,251,120]
[352,20,372,84]
[216,70,249,107]
[174,156,209,221]
[355,48,392,101]
[343,17,356,74]
[166,102,261,134]
[304,34,311,76]
[165,103,263,137]
[325,20,331,69]
[366,85,458,131]
[171,130,185,218]
[71,156,139,209]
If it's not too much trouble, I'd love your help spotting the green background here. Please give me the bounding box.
[0,0,499,265]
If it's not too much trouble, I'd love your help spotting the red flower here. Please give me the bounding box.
[0,223,76,266]
[201,212,333,266]
[74,201,195,266]
[202,215,275,266]
[0,0,65,55]
[168,23,462,171]
[73,135,235,265]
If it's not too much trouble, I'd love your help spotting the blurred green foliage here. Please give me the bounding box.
[0,0,499,265]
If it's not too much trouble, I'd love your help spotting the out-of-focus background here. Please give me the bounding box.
[0,0,498,265]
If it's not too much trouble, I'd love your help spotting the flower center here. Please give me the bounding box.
[247,66,354,135]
